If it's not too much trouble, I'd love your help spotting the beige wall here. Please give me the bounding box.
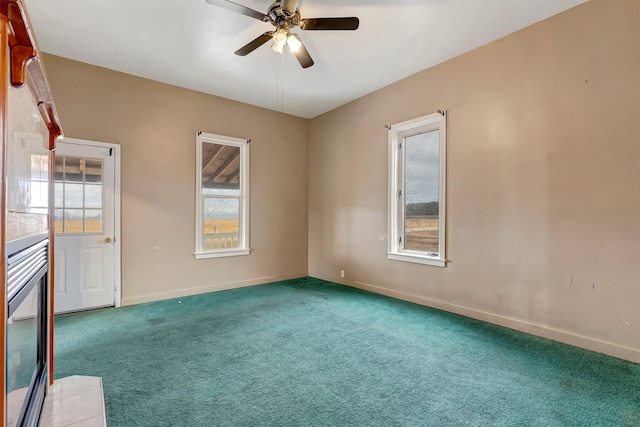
[44,54,309,305]
[308,1,640,362]
[42,1,639,362]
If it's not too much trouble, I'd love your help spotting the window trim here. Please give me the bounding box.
[195,132,250,259]
[387,112,447,267]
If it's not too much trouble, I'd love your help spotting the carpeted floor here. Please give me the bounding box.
[54,277,640,426]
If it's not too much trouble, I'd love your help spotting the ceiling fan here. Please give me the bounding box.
[205,0,360,68]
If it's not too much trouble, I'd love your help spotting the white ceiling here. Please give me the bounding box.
[25,0,585,119]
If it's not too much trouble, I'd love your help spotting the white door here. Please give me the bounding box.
[54,139,119,314]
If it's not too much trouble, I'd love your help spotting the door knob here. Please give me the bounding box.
[105,237,112,243]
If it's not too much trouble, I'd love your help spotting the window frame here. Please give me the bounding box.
[195,132,250,259]
[387,112,447,267]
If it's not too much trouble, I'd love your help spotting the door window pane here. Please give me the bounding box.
[54,209,63,233]
[54,182,63,207]
[64,183,83,208]
[63,157,83,182]
[403,130,440,254]
[84,160,102,183]
[64,209,83,233]
[84,209,102,233]
[203,198,239,250]
[85,185,102,209]
[54,156,64,181]
[55,156,104,234]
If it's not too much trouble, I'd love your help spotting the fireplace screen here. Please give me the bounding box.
[6,238,49,427]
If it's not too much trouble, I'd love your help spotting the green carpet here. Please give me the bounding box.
[54,277,640,426]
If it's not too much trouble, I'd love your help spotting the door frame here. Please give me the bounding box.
[56,137,122,308]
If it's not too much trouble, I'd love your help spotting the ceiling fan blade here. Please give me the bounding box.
[300,17,359,31]
[205,0,269,22]
[281,0,299,16]
[234,32,274,56]
[290,34,314,69]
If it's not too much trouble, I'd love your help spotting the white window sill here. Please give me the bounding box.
[387,252,446,268]
[195,249,251,259]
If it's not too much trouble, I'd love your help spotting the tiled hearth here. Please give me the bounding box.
[38,376,106,427]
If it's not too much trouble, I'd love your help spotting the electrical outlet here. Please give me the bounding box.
[340,270,345,278]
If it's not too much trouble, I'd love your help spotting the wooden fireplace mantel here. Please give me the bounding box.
[1,0,62,146]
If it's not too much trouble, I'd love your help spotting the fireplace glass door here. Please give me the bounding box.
[6,239,48,427]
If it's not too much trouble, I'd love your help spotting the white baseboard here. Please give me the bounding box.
[121,271,308,306]
[312,273,640,364]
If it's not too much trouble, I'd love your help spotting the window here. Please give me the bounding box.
[54,156,104,234]
[195,132,250,259]
[388,112,446,267]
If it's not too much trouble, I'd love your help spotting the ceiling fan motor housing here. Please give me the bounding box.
[269,1,301,28]
[280,0,299,16]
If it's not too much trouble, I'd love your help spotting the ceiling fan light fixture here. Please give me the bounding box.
[286,33,302,53]
[271,40,284,53]
[271,27,288,54]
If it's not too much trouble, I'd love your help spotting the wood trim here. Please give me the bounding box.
[48,149,55,385]
[0,13,9,427]
[2,0,62,138]
[47,109,62,150]
[5,0,34,86]
[9,44,33,86]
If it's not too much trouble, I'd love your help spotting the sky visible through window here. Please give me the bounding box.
[404,130,439,205]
